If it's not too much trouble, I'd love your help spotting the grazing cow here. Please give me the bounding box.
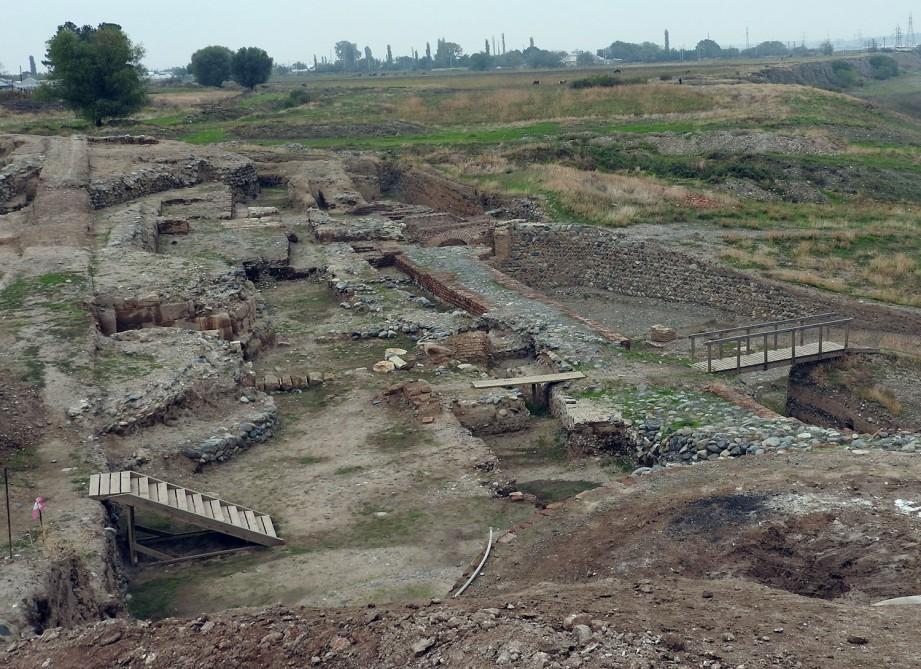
[613,68,622,74]
[532,80,540,85]
[559,79,568,85]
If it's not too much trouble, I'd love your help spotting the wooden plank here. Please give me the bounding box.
[144,545,258,568]
[694,341,846,373]
[149,482,160,502]
[89,474,101,497]
[134,543,175,562]
[138,476,150,499]
[99,473,110,496]
[130,476,139,496]
[192,493,207,517]
[167,488,178,508]
[175,490,188,511]
[248,512,265,534]
[157,483,169,505]
[472,371,585,390]
[109,473,121,495]
[260,515,277,538]
[118,496,284,547]
[120,472,131,495]
[243,510,258,532]
[210,501,226,523]
[226,505,242,527]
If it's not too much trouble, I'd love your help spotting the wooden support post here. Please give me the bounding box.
[745,328,752,354]
[818,325,824,354]
[736,340,742,370]
[800,320,805,346]
[690,336,696,362]
[791,330,797,362]
[128,506,137,566]
[763,333,769,370]
[845,321,850,349]
[4,468,11,560]
[707,342,712,373]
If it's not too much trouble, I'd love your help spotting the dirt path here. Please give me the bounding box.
[0,135,115,635]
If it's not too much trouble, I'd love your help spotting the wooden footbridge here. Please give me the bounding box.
[689,314,852,374]
[472,371,586,408]
[89,471,283,565]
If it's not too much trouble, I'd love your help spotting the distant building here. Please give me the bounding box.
[14,77,41,91]
[0,79,13,90]
[564,51,615,67]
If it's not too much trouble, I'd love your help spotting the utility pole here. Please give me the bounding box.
[746,27,750,51]
[909,14,916,48]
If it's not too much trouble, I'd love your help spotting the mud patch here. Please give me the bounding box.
[669,493,770,537]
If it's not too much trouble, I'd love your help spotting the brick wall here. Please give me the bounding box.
[393,254,493,315]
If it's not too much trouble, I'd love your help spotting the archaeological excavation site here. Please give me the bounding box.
[3,28,921,669]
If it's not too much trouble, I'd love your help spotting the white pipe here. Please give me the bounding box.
[452,527,494,598]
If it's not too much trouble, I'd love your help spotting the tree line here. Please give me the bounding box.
[596,37,836,63]
[305,36,566,73]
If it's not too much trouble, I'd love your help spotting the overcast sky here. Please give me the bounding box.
[3,0,920,71]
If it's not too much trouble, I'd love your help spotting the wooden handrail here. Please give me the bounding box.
[689,313,838,341]
[704,318,853,347]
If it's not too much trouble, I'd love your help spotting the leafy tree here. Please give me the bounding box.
[434,40,463,68]
[231,47,273,89]
[335,41,359,69]
[189,45,233,87]
[292,61,308,70]
[523,46,565,68]
[820,40,834,56]
[43,22,147,127]
[576,51,596,66]
[744,40,788,58]
[696,39,722,59]
[469,53,492,71]
[386,45,393,65]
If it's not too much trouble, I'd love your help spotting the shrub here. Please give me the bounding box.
[830,61,860,89]
[280,88,311,108]
[869,55,899,80]
[570,74,643,89]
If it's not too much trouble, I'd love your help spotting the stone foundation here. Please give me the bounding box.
[496,222,921,335]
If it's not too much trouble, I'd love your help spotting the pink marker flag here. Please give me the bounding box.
[32,497,46,521]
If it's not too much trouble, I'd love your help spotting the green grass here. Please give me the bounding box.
[93,350,162,384]
[181,127,226,144]
[334,465,365,476]
[516,479,601,504]
[128,576,184,619]
[292,455,329,466]
[367,424,434,451]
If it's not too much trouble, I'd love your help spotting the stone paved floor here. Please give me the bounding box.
[402,246,616,366]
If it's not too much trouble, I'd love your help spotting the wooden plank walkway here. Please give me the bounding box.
[88,471,283,547]
[692,341,846,373]
[472,371,586,389]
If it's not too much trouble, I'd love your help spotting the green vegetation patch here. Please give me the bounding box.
[516,479,601,504]
[368,424,434,451]
[128,576,184,620]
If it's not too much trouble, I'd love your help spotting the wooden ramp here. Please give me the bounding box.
[692,341,846,373]
[472,371,586,389]
[89,471,283,550]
